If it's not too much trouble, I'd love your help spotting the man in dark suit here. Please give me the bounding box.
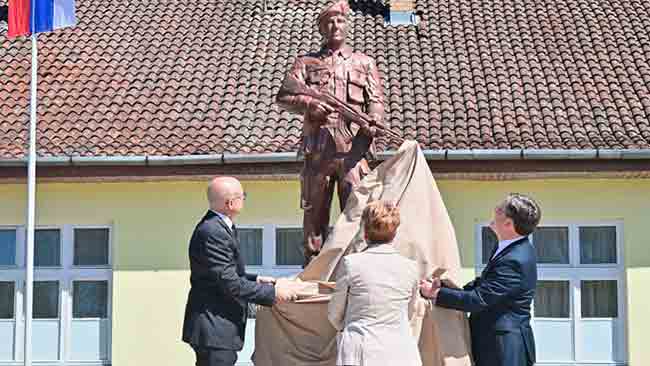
[182,177,299,366]
[420,193,541,366]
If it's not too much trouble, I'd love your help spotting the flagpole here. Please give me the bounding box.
[24,32,38,366]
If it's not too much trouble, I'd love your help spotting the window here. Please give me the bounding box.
[73,281,109,318]
[0,281,15,361]
[275,228,303,266]
[238,228,263,266]
[33,281,59,319]
[70,280,110,361]
[0,282,14,319]
[580,226,617,264]
[477,223,625,365]
[535,280,570,318]
[388,11,417,25]
[35,229,61,267]
[387,1,418,26]
[233,224,304,366]
[0,230,16,266]
[581,280,618,318]
[0,225,112,364]
[534,226,570,264]
[480,227,497,263]
[74,228,110,266]
[480,226,570,265]
[233,225,304,275]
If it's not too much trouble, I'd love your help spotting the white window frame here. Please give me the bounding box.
[0,224,113,366]
[236,224,302,366]
[475,221,627,366]
[236,224,303,279]
[272,224,304,271]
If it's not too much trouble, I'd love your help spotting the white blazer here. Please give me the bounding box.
[328,243,422,366]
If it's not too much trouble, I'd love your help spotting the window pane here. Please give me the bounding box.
[581,280,618,318]
[73,281,108,319]
[35,229,61,267]
[34,281,59,319]
[70,320,110,360]
[238,228,263,266]
[533,227,569,264]
[74,229,110,266]
[0,230,16,266]
[0,282,15,319]
[534,280,570,318]
[580,226,617,264]
[276,228,303,266]
[481,227,498,264]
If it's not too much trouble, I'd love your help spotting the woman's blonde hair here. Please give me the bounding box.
[362,201,400,243]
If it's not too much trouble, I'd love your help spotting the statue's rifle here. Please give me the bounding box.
[282,76,404,142]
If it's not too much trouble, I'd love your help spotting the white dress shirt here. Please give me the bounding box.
[491,236,526,260]
[211,210,233,230]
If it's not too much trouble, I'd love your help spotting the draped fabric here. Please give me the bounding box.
[253,141,472,366]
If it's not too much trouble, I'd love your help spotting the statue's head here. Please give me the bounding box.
[317,0,350,48]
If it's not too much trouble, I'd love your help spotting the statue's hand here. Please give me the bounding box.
[308,100,335,120]
[360,124,383,138]
[360,114,385,138]
[368,113,382,126]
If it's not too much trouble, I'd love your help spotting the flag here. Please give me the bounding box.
[8,0,76,38]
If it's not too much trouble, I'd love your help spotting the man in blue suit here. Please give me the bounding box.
[420,193,541,366]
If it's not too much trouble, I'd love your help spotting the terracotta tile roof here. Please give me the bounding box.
[1,0,650,158]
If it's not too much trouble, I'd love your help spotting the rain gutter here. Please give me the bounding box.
[0,149,649,167]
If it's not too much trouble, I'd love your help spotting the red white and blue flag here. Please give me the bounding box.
[8,0,76,38]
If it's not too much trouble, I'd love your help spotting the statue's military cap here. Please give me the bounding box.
[317,0,350,29]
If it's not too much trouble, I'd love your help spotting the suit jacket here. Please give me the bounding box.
[436,237,537,366]
[182,211,275,350]
[328,243,422,366]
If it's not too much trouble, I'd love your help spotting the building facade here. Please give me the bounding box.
[1,175,649,366]
[2,0,650,365]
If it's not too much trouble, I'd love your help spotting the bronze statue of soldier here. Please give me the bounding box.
[276,0,386,265]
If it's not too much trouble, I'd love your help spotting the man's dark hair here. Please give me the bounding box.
[502,193,542,236]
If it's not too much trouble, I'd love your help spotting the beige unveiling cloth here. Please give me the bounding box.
[253,141,472,366]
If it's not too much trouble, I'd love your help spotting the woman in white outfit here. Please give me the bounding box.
[328,201,422,366]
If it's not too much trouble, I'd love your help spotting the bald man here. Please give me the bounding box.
[182,177,298,366]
